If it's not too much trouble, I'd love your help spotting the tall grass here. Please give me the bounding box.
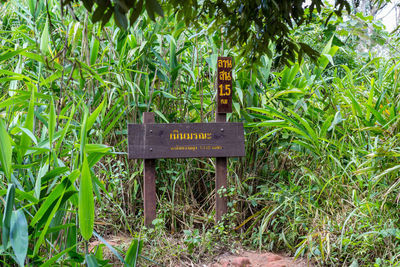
[0,0,399,266]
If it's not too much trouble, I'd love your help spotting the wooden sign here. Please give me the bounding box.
[128,122,245,159]
[217,57,233,113]
[131,55,239,225]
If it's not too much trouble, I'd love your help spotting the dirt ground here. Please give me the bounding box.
[209,251,311,267]
[89,235,312,267]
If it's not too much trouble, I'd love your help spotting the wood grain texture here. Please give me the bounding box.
[143,113,156,227]
[128,122,245,159]
[215,112,227,222]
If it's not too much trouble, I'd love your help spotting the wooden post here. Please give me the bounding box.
[215,56,232,221]
[143,112,156,226]
[216,113,227,221]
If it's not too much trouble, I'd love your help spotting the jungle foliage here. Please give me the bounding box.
[62,0,353,63]
[0,0,399,266]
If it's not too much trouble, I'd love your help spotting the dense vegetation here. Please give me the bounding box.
[0,0,399,266]
[66,0,352,63]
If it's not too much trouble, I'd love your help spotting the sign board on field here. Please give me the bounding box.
[217,57,233,113]
[128,122,245,159]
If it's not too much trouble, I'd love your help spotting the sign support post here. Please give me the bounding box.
[143,112,156,226]
[215,56,233,221]
[215,113,227,221]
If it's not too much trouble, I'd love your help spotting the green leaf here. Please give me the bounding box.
[79,154,94,241]
[81,0,94,11]
[286,108,318,144]
[27,0,35,17]
[19,87,35,157]
[154,110,169,123]
[93,231,127,264]
[233,102,241,117]
[0,48,25,63]
[346,90,363,118]
[34,162,48,200]
[0,94,30,110]
[280,69,291,89]
[114,4,128,29]
[33,190,65,255]
[40,19,50,54]
[146,0,163,17]
[80,105,89,164]
[34,223,75,238]
[40,243,79,267]
[19,127,37,145]
[373,165,400,187]
[92,4,107,23]
[55,104,75,156]
[145,0,163,21]
[257,129,280,142]
[9,57,22,96]
[49,97,56,150]
[321,36,333,55]
[320,115,333,138]
[10,210,28,267]
[0,119,12,181]
[159,91,177,99]
[86,254,99,267]
[90,34,100,65]
[87,99,105,130]
[328,111,344,131]
[85,144,111,154]
[130,0,143,26]
[103,106,127,137]
[40,70,64,87]
[256,120,286,127]
[366,105,386,126]
[41,167,70,184]
[283,126,312,142]
[31,170,80,227]
[101,8,114,28]
[288,64,299,87]
[0,188,38,204]
[270,89,304,102]
[2,184,15,250]
[366,78,375,121]
[66,225,77,253]
[125,239,143,267]
[292,139,318,155]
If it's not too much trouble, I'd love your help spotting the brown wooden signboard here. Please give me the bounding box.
[217,57,233,113]
[130,55,239,226]
[128,122,244,159]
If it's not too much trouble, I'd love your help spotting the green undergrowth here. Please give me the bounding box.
[0,0,400,266]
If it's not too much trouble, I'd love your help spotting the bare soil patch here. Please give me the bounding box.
[210,251,311,267]
[89,235,312,267]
